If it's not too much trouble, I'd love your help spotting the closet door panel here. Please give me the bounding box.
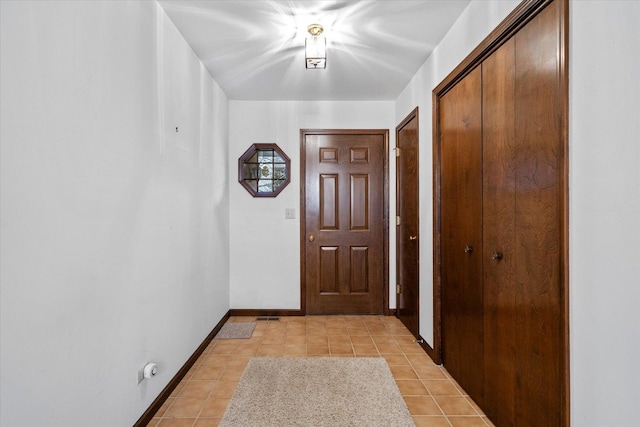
[514,2,563,425]
[440,66,484,404]
[482,38,517,426]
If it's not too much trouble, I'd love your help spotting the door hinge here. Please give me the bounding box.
[396,284,402,294]
[395,147,401,157]
[396,216,401,226]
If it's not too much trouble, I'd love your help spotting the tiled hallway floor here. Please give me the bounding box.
[148,315,493,427]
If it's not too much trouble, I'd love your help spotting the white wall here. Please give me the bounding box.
[0,2,230,426]
[396,0,640,425]
[570,2,640,425]
[395,0,520,345]
[229,101,395,309]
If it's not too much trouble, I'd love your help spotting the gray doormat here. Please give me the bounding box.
[215,322,256,339]
[220,357,415,426]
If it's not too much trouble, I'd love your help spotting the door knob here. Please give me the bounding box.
[492,251,503,261]
[308,235,315,242]
[464,245,474,254]
[409,235,417,241]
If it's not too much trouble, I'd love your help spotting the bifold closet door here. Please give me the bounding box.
[513,2,563,424]
[437,1,566,425]
[482,37,517,427]
[482,2,564,425]
[439,66,484,405]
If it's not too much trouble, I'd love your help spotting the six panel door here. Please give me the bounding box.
[303,131,387,315]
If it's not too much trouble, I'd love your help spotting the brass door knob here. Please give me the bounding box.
[464,245,474,254]
[409,235,417,241]
[492,251,503,261]
[308,235,315,242]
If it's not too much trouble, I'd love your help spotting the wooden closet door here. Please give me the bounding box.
[439,66,484,405]
[435,1,567,425]
[482,37,517,426]
[483,4,563,425]
[514,2,563,424]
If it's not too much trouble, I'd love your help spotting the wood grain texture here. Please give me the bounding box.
[514,2,563,425]
[433,1,568,425]
[439,66,484,406]
[350,174,369,230]
[396,108,420,336]
[302,130,388,315]
[320,174,339,230]
[350,247,369,293]
[482,37,517,427]
[320,246,339,294]
[434,0,554,97]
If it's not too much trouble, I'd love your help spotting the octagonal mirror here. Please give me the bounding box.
[238,143,291,197]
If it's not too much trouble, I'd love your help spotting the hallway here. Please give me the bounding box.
[149,315,492,426]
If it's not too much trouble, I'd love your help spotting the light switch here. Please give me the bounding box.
[285,208,296,219]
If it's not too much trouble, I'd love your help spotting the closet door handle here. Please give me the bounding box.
[464,245,474,254]
[409,235,418,241]
[492,251,503,261]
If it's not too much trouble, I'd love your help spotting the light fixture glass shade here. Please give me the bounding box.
[305,36,326,69]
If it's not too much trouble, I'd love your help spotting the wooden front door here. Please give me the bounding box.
[301,129,388,315]
[395,108,419,336]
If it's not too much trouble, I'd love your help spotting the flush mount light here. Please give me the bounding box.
[305,24,326,69]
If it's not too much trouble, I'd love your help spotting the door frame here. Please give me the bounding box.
[432,0,569,423]
[300,129,390,315]
[395,108,420,333]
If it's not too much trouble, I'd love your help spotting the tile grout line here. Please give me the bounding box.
[151,315,489,427]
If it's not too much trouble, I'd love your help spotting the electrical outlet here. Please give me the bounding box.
[137,368,145,385]
[285,208,296,219]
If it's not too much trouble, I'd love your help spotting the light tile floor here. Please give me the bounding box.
[148,315,493,427]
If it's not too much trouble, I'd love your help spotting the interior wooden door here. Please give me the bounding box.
[482,36,518,426]
[513,2,564,424]
[395,108,419,336]
[302,130,388,315]
[439,66,484,405]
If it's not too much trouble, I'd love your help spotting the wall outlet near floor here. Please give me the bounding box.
[285,208,296,219]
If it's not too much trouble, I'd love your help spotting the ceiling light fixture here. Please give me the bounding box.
[305,24,326,69]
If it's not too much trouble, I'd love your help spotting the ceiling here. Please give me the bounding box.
[158,0,471,101]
